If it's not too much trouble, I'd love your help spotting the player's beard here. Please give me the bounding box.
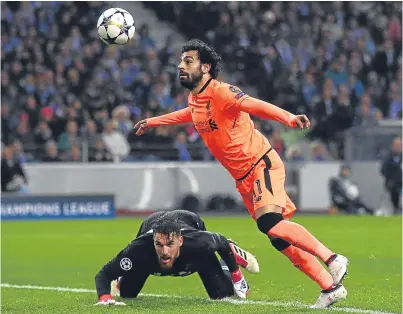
[179,67,203,90]
[158,255,175,270]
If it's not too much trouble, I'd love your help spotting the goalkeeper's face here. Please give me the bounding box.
[154,232,184,270]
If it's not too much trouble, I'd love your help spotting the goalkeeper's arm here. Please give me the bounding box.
[207,232,259,274]
[95,249,128,298]
[208,232,251,299]
[208,232,239,272]
[95,242,145,300]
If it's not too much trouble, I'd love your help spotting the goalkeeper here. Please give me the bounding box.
[95,210,259,306]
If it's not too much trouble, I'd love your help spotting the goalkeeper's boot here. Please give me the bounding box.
[311,284,347,309]
[228,239,259,274]
[326,254,349,284]
[110,277,122,297]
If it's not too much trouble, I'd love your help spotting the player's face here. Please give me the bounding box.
[178,50,204,90]
[154,232,183,270]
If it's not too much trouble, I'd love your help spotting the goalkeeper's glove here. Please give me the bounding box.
[95,294,126,306]
[231,269,250,299]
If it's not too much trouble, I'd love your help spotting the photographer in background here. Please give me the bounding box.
[1,146,29,193]
[381,137,402,215]
[102,120,130,163]
[329,164,374,215]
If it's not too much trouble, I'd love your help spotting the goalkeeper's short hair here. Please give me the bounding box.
[152,218,182,238]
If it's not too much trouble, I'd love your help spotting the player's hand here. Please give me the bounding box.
[291,115,311,129]
[134,119,149,136]
[231,269,250,299]
[95,294,126,306]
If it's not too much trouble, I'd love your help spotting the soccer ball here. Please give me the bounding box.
[97,8,135,46]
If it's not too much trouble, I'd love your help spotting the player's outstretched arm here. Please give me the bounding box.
[95,251,129,305]
[239,97,311,129]
[134,107,192,136]
[94,242,144,305]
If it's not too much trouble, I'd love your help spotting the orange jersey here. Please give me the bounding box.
[187,79,271,179]
[147,78,296,180]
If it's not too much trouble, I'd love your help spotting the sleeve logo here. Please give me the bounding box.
[229,86,245,100]
[120,257,132,271]
[229,86,241,93]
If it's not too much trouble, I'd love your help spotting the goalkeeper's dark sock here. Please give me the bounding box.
[280,245,334,290]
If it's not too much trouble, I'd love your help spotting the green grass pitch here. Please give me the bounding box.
[1,216,401,313]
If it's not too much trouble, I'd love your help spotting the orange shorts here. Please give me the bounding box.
[235,148,297,220]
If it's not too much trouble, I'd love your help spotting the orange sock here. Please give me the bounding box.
[268,220,334,262]
[281,245,334,290]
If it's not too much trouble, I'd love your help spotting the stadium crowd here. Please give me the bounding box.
[1,2,402,166]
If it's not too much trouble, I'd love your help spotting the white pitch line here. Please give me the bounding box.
[0,283,396,314]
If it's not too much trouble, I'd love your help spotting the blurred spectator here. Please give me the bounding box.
[388,82,402,119]
[373,39,400,78]
[324,84,355,158]
[302,72,318,107]
[93,109,109,131]
[152,82,174,110]
[311,142,327,162]
[1,105,12,145]
[102,120,130,163]
[14,119,36,149]
[42,141,62,162]
[24,96,40,129]
[58,120,81,153]
[287,147,305,162]
[89,138,113,162]
[354,93,383,126]
[35,120,54,147]
[175,131,192,161]
[381,137,402,214]
[12,139,32,164]
[40,106,65,139]
[308,79,338,142]
[270,130,286,159]
[66,102,85,127]
[388,14,402,43]
[329,164,375,215]
[348,74,364,100]
[152,126,176,161]
[112,105,134,137]
[82,119,100,150]
[325,60,348,88]
[68,144,82,162]
[1,146,29,193]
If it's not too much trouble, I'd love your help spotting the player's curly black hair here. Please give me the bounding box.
[152,218,182,238]
[181,39,222,79]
